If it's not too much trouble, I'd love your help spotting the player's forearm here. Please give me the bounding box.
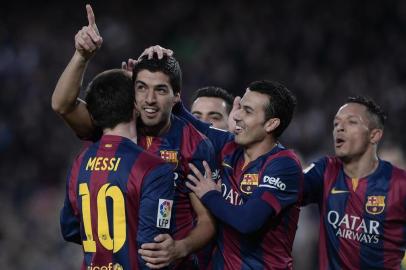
[174,213,216,259]
[201,190,274,234]
[52,51,89,115]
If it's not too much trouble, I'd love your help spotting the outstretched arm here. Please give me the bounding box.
[51,4,102,139]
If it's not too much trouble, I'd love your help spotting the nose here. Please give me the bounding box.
[145,89,156,104]
[334,122,345,133]
[201,114,210,124]
[233,108,242,122]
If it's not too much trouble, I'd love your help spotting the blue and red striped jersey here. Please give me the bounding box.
[137,115,217,268]
[174,101,303,269]
[303,156,406,270]
[60,135,175,270]
[202,143,303,270]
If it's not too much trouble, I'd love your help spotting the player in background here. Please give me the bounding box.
[303,96,406,269]
[190,86,234,131]
[179,80,303,269]
[60,68,175,270]
[51,6,216,269]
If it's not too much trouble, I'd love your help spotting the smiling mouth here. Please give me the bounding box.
[234,124,244,134]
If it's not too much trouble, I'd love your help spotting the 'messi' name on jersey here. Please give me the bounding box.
[327,211,380,244]
[86,157,121,171]
[157,199,173,229]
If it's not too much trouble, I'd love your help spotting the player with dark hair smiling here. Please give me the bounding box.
[60,68,176,270]
[176,79,303,269]
[52,6,216,269]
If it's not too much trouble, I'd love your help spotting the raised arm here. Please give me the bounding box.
[51,4,102,139]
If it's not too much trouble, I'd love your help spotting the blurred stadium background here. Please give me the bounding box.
[1,0,405,269]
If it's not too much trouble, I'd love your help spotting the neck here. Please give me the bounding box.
[341,147,379,178]
[243,138,277,164]
[103,119,137,144]
[139,117,171,137]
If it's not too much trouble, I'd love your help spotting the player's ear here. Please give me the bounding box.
[264,118,280,133]
[370,128,383,145]
[173,92,180,105]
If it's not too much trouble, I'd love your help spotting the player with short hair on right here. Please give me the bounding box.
[178,80,303,269]
[303,96,406,269]
[190,86,234,131]
[60,68,175,270]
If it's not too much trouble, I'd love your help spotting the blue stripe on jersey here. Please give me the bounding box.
[60,165,82,244]
[359,161,392,269]
[76,140,100,266]
[213,226,225,270]
[240,234,264,270]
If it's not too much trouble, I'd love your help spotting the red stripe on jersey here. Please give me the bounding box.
[138,136,163,154]
[319,157,341,269]
[383,167,406,269]
[337,177,368,270]
[261,192,281,214]
[222,225,242,269]
[69,149,86,216]
[261,209,297,270]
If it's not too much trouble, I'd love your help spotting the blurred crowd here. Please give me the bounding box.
[1,0,405,269]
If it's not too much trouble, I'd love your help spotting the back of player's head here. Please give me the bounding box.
[192,86,234,114]
[85,69,134,130]
[133,55,182,94]
[346,95,387,129]
[247,80,297,138]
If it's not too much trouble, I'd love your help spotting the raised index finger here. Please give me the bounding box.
[86,4,96,25]
[86,4,99,35]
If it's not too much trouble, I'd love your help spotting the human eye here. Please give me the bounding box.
[156,87,168,94]
[210,115,222,121]
[135,83,146,91]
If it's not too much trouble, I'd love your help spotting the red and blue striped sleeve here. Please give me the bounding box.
[137,163,175,269]
[138,163,175,240]
[60,165,81,244]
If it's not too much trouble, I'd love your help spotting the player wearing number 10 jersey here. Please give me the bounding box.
[60,69,175,270]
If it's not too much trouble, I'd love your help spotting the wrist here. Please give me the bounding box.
[201,190,221,205]
[73,50,91,64]
[173,239,189,259]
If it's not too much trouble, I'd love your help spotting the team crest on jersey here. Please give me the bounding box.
[365,196,385,215]
[240,174,259,194]
[160,150,178,164]
[157,199,173,229]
